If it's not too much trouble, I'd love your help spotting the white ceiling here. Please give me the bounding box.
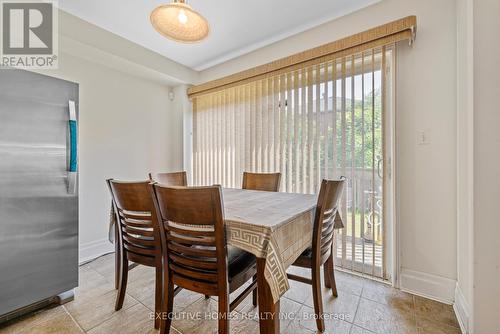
[58,0,379,71]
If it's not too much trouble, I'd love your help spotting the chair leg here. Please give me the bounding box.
[324,253,338,297]
[114,232,120,290]
[330,266,338,298]
[115,252,128,311]
[160,275,174,334]
[323,257,331,288]
[312,266,325,332]
[154,266,162,329]
[252,274,258,306]
[218,292,230,334]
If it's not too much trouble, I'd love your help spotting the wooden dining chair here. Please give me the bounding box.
[242,172,281,192]
[112,172,186,297]
[149,171,187,186]
[149,171,217,298]
[150,185,258,334]
[286,178,346,332]
[107,180,163,329]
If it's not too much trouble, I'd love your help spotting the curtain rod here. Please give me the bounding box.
[188,15,416,99]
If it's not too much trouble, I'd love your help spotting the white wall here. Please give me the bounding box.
[396,2,456,299]
[455,0,474,331]
[37,53,184,263]
[58,11,198,85]
[173,84,193,181]
[472,0,500,332]
[199,0,458,303]
[34,11,195,263]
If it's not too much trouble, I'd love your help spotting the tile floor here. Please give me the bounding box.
[0,254,461,334]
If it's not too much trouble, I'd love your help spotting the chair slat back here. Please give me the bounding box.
[150,185,228,296]
[242,172,281,192]
[107,180,161,266]
[149,171,187,186]
[312,179,346,260]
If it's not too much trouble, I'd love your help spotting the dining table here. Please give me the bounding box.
[109,187,343,334]
[221,188,343,334]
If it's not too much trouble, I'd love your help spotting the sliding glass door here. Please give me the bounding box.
[331,47,394,279]
[192,45,395,280]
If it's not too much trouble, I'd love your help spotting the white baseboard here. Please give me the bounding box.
[453,283,470,334]
[400,269,456,304]
[79,238,114,265]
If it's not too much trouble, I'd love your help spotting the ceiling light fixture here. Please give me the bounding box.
[150,0,209,43]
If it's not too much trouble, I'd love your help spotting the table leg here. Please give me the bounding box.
[256,258,280,334]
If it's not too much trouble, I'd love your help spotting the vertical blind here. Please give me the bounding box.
[192,45,394,278]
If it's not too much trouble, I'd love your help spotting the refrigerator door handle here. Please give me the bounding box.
[68,100,77,195]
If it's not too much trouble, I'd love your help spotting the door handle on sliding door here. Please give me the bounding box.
[68,100,77,195]
[377,156,383,179]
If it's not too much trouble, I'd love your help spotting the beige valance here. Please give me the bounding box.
[187,15,416,98]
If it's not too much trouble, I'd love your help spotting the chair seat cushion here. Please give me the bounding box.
[180,244,256,293]
[292,247,313,268]
[300,247,313,258]
[188,245,256,282]
[227,246,256,281]
[292,246,332,268]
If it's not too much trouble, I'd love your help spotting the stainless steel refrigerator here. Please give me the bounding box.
[0,69,79,319]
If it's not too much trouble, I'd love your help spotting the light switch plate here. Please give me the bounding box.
[417,130,430,145]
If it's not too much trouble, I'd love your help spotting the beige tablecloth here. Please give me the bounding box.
[109,188,343,303]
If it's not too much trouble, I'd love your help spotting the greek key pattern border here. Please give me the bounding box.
[226,222,289,302]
